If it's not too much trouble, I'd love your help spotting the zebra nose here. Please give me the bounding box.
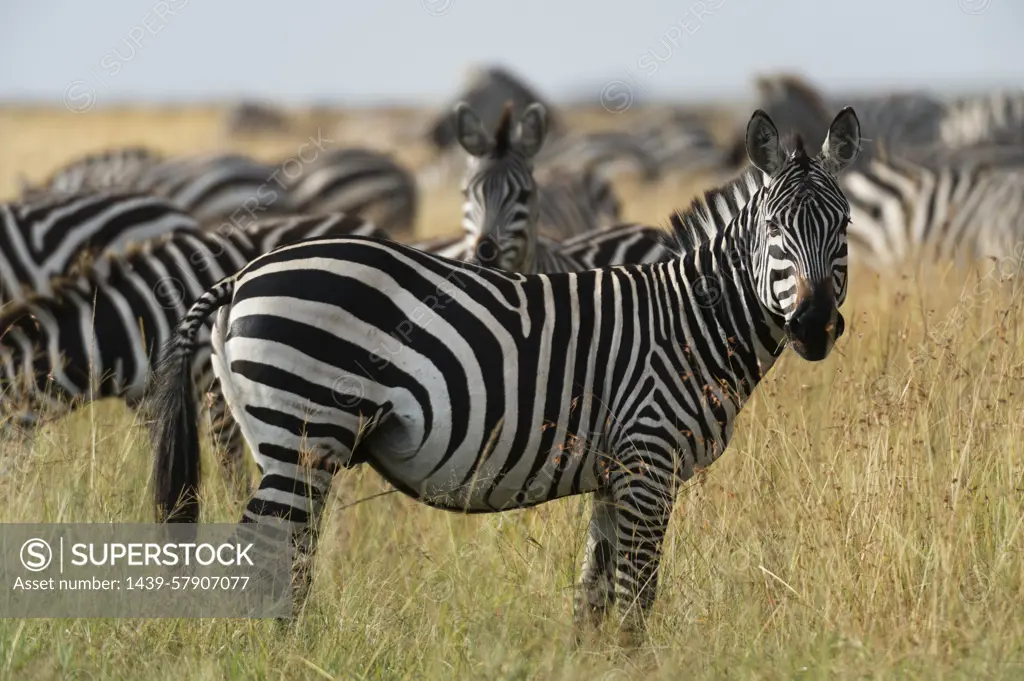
[787,285,836,338]
[474,235,502,267]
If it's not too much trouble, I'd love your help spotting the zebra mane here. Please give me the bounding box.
[493,101,515,156]
[664,167,765,254]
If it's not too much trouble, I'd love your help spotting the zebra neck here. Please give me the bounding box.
[669,227,788,405]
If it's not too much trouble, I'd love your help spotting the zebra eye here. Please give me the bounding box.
[766,220,782,239]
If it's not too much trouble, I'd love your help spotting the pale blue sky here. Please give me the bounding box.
[0,0,1020,107]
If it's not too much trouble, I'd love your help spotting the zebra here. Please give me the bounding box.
[18,147,164,199]
[425,65,564,153]
[278,147,418,235]
[531,108,724,183]
[149,106,862,632]
[725,73,944,169]
[415,65,566,191]
[533,130,663,182]
[22,150,290,224]
[841,148,1024,272]
[0,191,200,305]
[940,90,1024,149]
[453,101,671,273]
[0,214,387,482]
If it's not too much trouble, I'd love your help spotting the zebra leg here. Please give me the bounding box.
[240,445,336,618]
[203,378,250,495]
[573,487,618,635]
[609,459,678,644]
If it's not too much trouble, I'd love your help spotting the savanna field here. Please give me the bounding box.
[0,105,1023,680]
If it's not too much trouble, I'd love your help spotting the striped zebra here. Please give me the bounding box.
[841,149,1024,271]
[22,149,289,224]
[0,191,199,305]
[150,106,862,631]
[532,108,723,183]
[426,65,564,153]
[18,147,164,199]
[533,130,662,182]
[453,101,669,273]
[726,73,944,168]
[279,147,418,235]
[0,214,386,481]
[940,90,1024,149]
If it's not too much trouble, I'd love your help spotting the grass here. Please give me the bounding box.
[0,105,1023,680]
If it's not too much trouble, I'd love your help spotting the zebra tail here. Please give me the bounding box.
[150,276,236,523]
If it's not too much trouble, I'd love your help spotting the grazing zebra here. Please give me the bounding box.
[22,150,288,224]
[841,149,1024,271]
[19,147,165,200]
[0,191,199,305]
[453,101,669,273]
[150,106,862,632]
[940,90,1024,149]
[280,147,418,235]
[0,214,386,479]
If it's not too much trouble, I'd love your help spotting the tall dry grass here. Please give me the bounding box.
[0,106,1021,680]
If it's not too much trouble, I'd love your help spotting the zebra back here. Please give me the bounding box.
[21,147,165,200]
[281,148,418,234]
[533,165,622,240]
[0,191,200,304]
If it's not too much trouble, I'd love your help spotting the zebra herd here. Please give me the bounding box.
[3,66,1023,639]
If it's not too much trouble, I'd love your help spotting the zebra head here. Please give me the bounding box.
[454,100,547,271]
[745,106,861,361]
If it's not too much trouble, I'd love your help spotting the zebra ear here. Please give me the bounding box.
[820,107,861,173]
[745,109,783,176]
[517,103,548,159]
[453,102,494,158]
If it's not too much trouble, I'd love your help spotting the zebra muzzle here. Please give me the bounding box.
[786,282,840,361]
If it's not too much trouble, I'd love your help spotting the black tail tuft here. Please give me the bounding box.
[149,277,235,523]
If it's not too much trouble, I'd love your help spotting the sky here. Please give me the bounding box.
[0,0,1021,109]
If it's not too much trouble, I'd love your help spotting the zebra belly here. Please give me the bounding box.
[364,400,606,513]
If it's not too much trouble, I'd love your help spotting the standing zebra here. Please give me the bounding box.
[0,191,199,305]
[725,73,944,169]
[0,214,387,480]
[940,90,1024,149]
[150,107,862,632]
[22,150,289,224]
[279,147,418,235]
[841,149,1024,271]
[425,65,564,153]
[453,101,670,272]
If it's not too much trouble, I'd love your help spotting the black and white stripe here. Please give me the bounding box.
[940,90,1024,149]
[22,150,289,224]
[841,150,1024,270]
[453,101,667,273]
[19,147,164,199]
[150,107,862,631]
[0,214,386,478]
[0,191,199,305]
[281,148,418,234]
